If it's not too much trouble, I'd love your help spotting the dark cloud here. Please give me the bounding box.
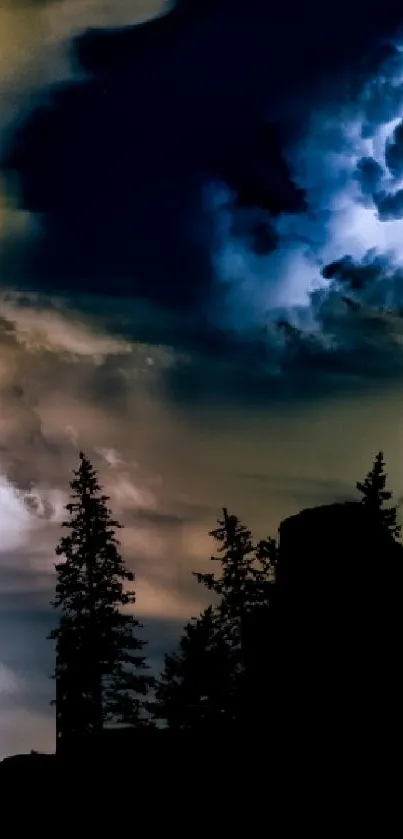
[385,118,403,177]
[355,157,384,199]
[321,251,403,310]
[356,43,403,134]
[355,131,403,221]
[376,187,403,219]
[3,0,403,316]
[3,0,403,414]
[3,20,306,312]
[239,473,357,506]
[322,253,389,292]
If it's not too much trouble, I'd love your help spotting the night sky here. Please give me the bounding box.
[2,0,403,756]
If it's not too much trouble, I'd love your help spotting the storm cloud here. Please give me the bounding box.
[4,0,403,396]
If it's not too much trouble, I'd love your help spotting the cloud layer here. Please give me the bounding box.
[5,1,403,402]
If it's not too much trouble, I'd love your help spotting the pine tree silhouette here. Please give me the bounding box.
[194,508,276,659]
[193,508,277,725]
[153,606,235,731]
[49,451,152,750]
[356,451,401,541]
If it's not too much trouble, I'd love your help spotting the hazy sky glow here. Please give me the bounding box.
[3,0,403,757]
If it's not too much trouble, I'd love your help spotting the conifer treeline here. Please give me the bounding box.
[50,450,400,746]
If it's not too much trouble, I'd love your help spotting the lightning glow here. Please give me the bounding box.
[213,43,403,335]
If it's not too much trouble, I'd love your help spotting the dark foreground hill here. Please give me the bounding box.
[0,724,261,786]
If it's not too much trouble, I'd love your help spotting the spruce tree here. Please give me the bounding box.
[194,508,277,662]
[49,451,152,747]
[356,451,401,541]
[153,606,236,731]
[193,508,277,725]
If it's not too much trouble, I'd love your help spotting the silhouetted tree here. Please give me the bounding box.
[153,606,236,730]
[49,452,152,748]
[194,508,276,664]
[356,451,401,540]
[194,508,277,724]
